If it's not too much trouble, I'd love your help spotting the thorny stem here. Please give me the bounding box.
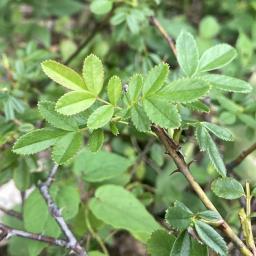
[226,142,256,171]
[150,15,255,255]
[152,126,253,256]
[38,164,87,256]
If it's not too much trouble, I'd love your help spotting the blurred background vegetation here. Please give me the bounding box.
[0,0,256,255]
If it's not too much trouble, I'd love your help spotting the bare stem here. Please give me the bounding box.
[38,164,87,256]
[0,223,68,248]
[0,206,22,220]
[152,126,252,256]
[226,142,256,171]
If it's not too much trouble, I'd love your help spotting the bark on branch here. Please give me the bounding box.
[38,164,87,256]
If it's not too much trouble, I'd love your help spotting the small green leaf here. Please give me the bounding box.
[90,0,113,15]
[143,98,181,129]
[176,31,199,76]
[147,230,175,256]
[41,60,86,90]
[89,129,104,152]
[74,149,131,182]
[196,126,226,177]
[199,44,237,72]
[110,122,119,135]
[107,76,122,106]
[159,78,210,103]
[126,74,143,105]
[87,105,114,130]
[196,125,209,151]
[185,101,210,113]
[38,101,78,131]
[55,91,96,115]
[216,95,243,113]
[165,201,193,230]
[52,131,82,165]
[211,177,245,199]
[238,113,256,129]
[13,160,31,191]
[170,231,191,256]
[131,105,151,132]
[202,74,252,93]
[13,128,66,155]
[143,63,169,96]
[201,122,233,141]
[199,16,220,39]
[83,54,104,95]
[195,220,227,256]
[89,185,161,242]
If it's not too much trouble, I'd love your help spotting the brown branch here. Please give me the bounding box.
[226,142,256,171]
[152,126,252,256]
[149,16,177,57]
[149,15,254,255]
[38,164,87,256]
[0,206,22,220]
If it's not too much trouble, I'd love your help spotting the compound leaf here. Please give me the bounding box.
[38,101,78,131]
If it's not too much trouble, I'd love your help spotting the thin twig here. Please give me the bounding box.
[0,223,69,248]
[0,206,22,220]
[130,138,155,176]
[38,164,87,256]
[149,16,177,57]
[64,17,109,65]
[226,142,256,171]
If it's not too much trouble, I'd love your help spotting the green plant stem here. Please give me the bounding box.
[152,125,253,256]
[85,209,109,256]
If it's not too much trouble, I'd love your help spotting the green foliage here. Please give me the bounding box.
[2,1,256,255]
[176,31,199,76]
[41,60,86,90]
[165,201,193,230]
[87,105,114,130]
[195,221,228,256]
[147,230,175,256]
[198,44,237,72]
[74,149,131,182]
[89,185,161,242]
[211,177,245,199]
[170,231,191,256]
